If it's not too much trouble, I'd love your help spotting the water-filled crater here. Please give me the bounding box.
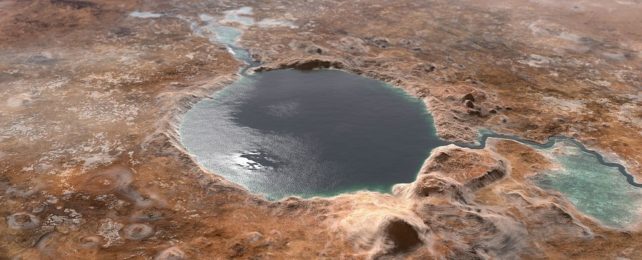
[180,69,444,199]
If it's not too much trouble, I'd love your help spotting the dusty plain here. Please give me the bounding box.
[0,0,641,259]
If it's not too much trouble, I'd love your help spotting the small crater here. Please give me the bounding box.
[122,223,153,240]
[7,212,40,230]
[155,247,186,260]
[79,166,133,194]
[383,219,422,254]
[78,235,104,248]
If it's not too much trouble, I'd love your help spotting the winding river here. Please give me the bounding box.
[459,131,641,188]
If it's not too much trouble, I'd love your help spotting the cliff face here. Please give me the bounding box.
[1,0,641,259]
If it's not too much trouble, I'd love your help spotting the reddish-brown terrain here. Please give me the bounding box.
[1,0,640,259]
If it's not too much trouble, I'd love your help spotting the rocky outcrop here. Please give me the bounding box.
[420,145,510,188]
[254,56,345,72]
[335,141,618,259]
[465,165,507,191]
[365,37,390,49]
[413,174,464,199]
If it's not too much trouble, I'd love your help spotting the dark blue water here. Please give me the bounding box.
[180,69,445,199]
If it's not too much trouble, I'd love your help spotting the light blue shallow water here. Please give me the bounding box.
[458,132,642,228]
[532,141,642,228]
